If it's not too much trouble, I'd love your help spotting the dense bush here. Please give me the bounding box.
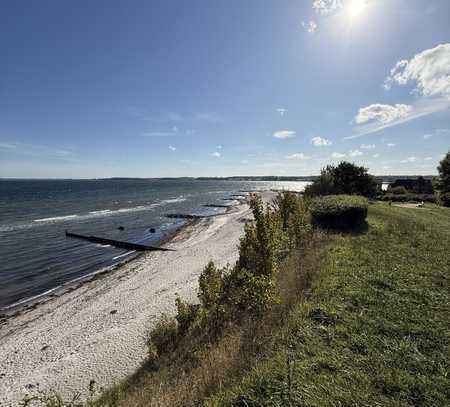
[440,192,450,207]
[305,161,379,198]
[381,193,437,203]
[389,186,407,195]
[310,195,368,229]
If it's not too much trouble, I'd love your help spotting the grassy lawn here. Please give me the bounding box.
[207,204,450,407]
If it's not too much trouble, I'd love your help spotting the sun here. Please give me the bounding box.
[348,0,367,18]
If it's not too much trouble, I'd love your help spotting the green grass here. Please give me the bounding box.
[207,204,450,407]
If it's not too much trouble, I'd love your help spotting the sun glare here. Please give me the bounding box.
[348,0,366,18]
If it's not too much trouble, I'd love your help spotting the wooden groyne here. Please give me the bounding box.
[65,231,174,252]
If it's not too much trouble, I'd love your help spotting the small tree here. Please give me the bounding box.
[305,161,379,198]
[438,151,450,193]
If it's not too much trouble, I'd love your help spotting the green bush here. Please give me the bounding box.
[381,193,437,203]
[305,162,379,198]
[310,195,368,229]
[389,186,407,195]
[440,192,450,207]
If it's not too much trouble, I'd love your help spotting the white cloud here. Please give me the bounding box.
[349,149,363,157]
[360,144,376,149]
[384,43,450,99]
[273,130,296,139]
[400,156,417,163]
[311,136,332,147]
[241,159,249,164]
[313,0,342,15]
[424,157,433,161]
[355,104,413,125]
[276,108,288,116]
[172,126,178,132]
[286,153,311,160]
[168,145,176,151]
[348,98,449,139]
[373,153,380,158]
[423,133,433,139]
[209,151,221,158]
[301,20,317,34]
[0,141,75,159]
[387,143,396,147]
[331,152,346,158]
[185,129,196,135]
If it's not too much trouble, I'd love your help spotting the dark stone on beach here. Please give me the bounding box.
[41,345,49,351]
[118,226,125,231]
[149,228,156,233]
[110,309,117,315]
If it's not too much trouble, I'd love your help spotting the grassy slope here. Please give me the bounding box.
[207,204,450,407]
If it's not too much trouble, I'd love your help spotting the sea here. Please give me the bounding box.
[0,179,310,311]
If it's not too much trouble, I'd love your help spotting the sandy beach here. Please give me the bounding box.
[0,192,273,406]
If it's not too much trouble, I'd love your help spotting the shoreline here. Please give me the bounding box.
[0,193,265,406]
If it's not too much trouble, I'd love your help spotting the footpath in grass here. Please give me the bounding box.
[208,204,450,407]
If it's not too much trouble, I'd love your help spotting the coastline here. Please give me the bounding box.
[0,194,263,406]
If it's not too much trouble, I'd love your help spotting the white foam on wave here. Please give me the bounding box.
[113,250,136,260]
[160,197,187,204]
[34,215,79,223]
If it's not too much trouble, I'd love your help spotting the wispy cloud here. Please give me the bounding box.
[387,143,396,147]
[0,141,76,160]
[360,144,376,149]
[139,131,175,137]
[286,153,311,160]
[423,133,433,139]
[273,130,296,139]
[209,151,221,158]
[195,112,224,123]
[349,149,363,157]
[400,156,417,163]
[331,152,346,158]
[373,153,380,158]
[168,145,176,151]
[301,20,318,34]
[311,136,332,147]
[276,108,288,116]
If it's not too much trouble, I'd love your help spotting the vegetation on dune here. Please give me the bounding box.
[208,204,450,407]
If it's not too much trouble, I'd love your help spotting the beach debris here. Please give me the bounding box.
[41,345,49,351]
[110,309,117,315]
[149,228,156,233]
[118,226,125,231]
[202,204,229,208]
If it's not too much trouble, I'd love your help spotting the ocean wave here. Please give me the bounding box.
[160,197,187,204]
[1,195,189,233]
[34,215,79,223]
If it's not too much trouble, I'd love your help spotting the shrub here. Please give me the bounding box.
[437,151,450,193]
[440,192,450,207]
[310,195,368,229]
[389,186,408,195]
[198,261,223,309]
[381,194,437,203]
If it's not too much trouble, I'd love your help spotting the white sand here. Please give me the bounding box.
[0,193,272,406]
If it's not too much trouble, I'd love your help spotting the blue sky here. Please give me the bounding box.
[1,0,449,178]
